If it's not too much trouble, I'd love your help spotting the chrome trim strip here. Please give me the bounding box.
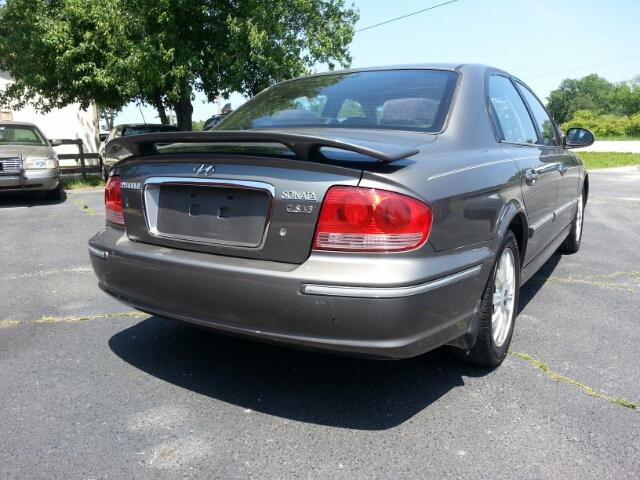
[301,265,482,299]
[428,158,511,180]
[142,176,275,249]
[529,198,578,237]
[88,244,108,260]
[554,198,577,216]
[529,212,554,232]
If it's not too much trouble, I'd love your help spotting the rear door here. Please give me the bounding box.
[488,74,560,266]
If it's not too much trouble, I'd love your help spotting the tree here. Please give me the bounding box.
[97,106,122,131]
[0,0,359,130]
[546,74,614,124]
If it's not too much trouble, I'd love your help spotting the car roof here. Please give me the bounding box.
[279,63,499,81]
[0,120,41,128]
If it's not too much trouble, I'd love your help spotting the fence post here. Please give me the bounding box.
[77,141,87,179]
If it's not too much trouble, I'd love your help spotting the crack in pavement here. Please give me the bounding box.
[0,312,149,325]
[530,271,639,291]
[509,350,638,411]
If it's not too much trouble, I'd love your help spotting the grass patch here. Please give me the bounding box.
[509,350,638,411]
[60,177,105,189]
[595,135,640,141]
[578,152,640,169]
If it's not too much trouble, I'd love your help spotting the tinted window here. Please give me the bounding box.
[121,125,180,136]
[218,70,459,133]
[516,82,556,146]
[488,75,538,144]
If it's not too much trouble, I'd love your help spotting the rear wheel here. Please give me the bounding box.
[450,230,520,366]
[558,191,584,253]
[100,158,109,182]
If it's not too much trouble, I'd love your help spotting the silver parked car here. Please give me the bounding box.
[0,121,62,200]
[99,123,180,181]
[89,64,593,366]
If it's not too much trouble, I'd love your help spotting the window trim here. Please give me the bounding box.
[485,72,541,147]
[513,79,562,147]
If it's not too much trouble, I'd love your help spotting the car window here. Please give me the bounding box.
[0,125,47,146]
[121,125,180,136]
[488,75,538,145]
[337,99,365,120]
[515,82,557,146]
[218,70,459,133]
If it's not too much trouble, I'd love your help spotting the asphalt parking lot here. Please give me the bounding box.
[1,167,639,479]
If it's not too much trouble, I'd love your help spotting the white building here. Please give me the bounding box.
[1,69,100,159]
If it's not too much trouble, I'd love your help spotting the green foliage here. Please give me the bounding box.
[59,176,105,189]
[192,120,206,131]
[546,73,640,125]
[0,0,359,130]
[562,110,640,137]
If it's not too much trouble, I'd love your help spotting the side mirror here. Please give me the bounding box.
[49,139,62,147]
[564,128,595,149]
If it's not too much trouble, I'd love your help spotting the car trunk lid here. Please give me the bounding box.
[109,131,430,264]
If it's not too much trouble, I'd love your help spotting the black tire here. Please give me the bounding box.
[44,183,63,201]
[100,158,109,182]
[450,230,520,366]
[558,190,584,254]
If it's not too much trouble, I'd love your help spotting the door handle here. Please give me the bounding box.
[559,164,568,175]
[525,169,539,186]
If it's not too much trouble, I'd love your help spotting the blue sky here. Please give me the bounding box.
[115,0,640,126]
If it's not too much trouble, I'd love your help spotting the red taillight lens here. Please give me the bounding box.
[313,186,433,252]
[105,176,125,226]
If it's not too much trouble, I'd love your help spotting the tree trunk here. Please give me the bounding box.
[173,78,193,131]
[153,94,169,124]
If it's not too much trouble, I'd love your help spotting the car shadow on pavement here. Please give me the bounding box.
[0,190,67,207]
[518,252,563,314]
[109,317,493,430]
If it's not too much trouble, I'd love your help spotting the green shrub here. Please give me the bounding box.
[562,110,630,136]
[562,110,640,137]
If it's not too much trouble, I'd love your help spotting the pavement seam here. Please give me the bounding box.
[0,312,148,325]
[509,350,638,411]
[530,271,639,291]
[69,194,98,215]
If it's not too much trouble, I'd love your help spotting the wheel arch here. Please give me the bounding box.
[496,200,528,266]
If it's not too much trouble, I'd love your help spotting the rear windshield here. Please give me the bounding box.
[0,125,48,146]
[217,69,459,133]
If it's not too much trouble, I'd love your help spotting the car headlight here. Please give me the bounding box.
[26,159,58,169]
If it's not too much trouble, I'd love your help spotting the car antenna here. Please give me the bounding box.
[137,101,146,125]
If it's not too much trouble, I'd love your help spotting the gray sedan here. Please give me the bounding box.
[0,121,62,200]
[88,64,593,366]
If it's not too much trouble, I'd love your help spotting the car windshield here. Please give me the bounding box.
[218,69,459,133]
[121,125,180,136]
[0,125,48,146]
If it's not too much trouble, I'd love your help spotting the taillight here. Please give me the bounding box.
[105,176,125,226]
[313,186,433,252]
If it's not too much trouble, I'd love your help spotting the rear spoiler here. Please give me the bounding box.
[105,131,420,162]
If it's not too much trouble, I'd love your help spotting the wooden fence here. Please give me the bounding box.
[56,139,100,178]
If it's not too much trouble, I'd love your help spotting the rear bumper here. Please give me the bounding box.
[0,169,59,192]
[89,227,494,359]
